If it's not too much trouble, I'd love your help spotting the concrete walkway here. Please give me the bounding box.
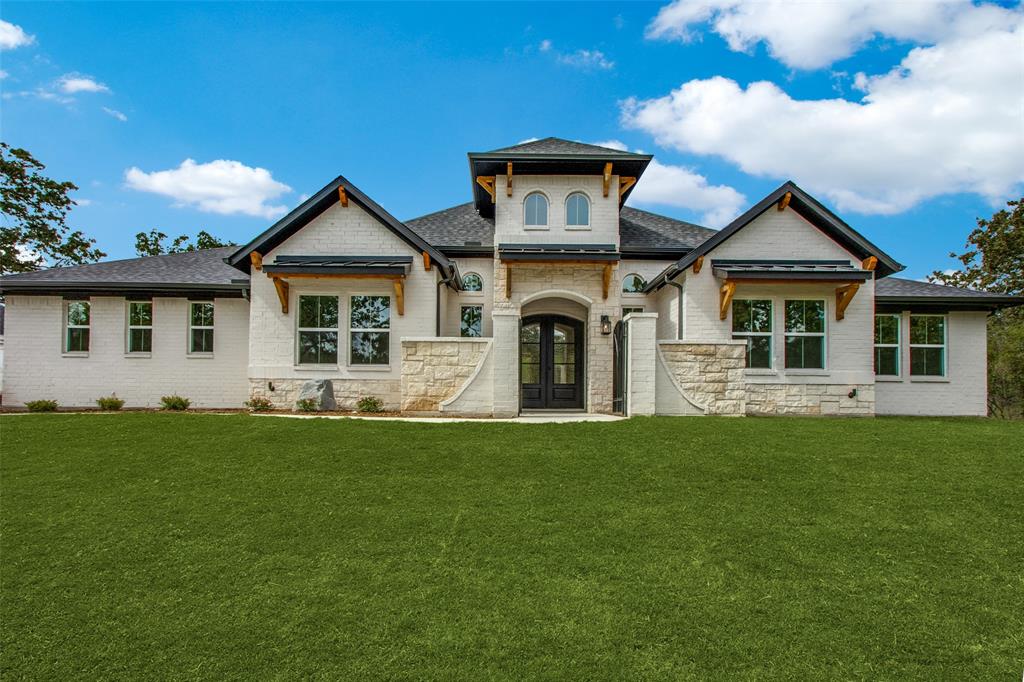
[253,412,625,424]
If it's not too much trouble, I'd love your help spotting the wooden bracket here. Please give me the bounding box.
[777,191,791,211]
[250,251,263,271]
[835,283,859,321]
[272,277,289,314]
[506,162,513,197]
[422,251,431,271]
[338,186,348,207]
[619,176,637,199]
[603,162,612,197]
[393,279,405,316]
[602,264,613,300]
[861,256,878,271]
[692,255,704,274]
[719,281,736,320]
[505,264,512,299]
[476,176,496,203]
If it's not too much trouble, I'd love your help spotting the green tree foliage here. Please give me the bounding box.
[0,143,105,275]
[134,229,234,257]
[931,198,1023,417]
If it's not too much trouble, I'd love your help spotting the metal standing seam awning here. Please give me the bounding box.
[497,243,620,300]
[257,255,414,315]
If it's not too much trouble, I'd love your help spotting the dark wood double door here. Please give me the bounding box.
[520,315,585,410]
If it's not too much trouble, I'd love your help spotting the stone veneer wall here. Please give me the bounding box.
[657,342,746,415]
[400,338,489,414]
[745,383,875,415]
[248,378,401,411]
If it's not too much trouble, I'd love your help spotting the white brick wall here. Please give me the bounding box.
[495,175,620,246]
[626,313,658,416]
[444,257,493,337]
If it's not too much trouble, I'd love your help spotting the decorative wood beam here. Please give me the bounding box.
[719,281,736,320]
[835,283,860,321]
[603,162,612,197]
[272,277,289,314]
[422,251,431,271]
[338,186,348,207]
[777,191,791,211]
[692,255,704,274]
[602,264,613,300]
[393,279,405,316]
[619,176,637,199]
[506,162,513,197]
[476,176,496,203]
[250,251,263,271]
[861,256,878,271]
[505,264,512,299]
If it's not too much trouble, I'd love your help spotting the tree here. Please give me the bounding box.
[134,229,234,257]
[0,142,105,275]
[931,198,1024,418]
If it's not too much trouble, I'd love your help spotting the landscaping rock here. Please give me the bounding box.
[297,379,336,411]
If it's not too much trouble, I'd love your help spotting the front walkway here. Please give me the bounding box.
[255,412,624,424]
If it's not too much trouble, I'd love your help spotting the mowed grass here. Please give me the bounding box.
[1,414,1022,680]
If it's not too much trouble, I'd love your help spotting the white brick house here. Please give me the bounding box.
[1,138,1019,416]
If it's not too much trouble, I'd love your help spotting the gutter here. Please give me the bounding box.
[666,279,684,339]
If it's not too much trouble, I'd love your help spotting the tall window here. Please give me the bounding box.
[874,314,900,376]
[65,301,90,353]
[127,301,153,353]
[189,302,215,354]
[297,295,338,365]
[784,300,826,369]
[732,299,772,369]
[524,192,548,227]
[622,273,646,294]
[910,315,945,376]
[350,295,390,365]
[462,272,483,292]
[461,305,482,337]
[565,192,590,227]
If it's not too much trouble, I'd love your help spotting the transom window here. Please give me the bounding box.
[461,305,482,337]
[350,295,390,365]
[874,314,900,376]
[565,192,590,227]
[65,301,90,353]
[127,301,153,353]
[732,299,772,369]
[524,192,548,227]
[462,272,483,292]
[784,300,826,369]
[297,295,339,365]
[910,315,945,376]
[622,273,646,294]
[622,306,645,316]
[189,302,215,354]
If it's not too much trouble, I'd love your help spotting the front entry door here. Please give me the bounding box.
[521,315,585,410]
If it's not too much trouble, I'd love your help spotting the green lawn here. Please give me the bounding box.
[1,414,1022,680]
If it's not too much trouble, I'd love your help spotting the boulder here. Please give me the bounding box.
[297,379,336,411]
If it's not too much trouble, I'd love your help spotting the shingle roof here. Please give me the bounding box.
[404,202,495,247]
[619,206,716,251]
[486,137,646,157]
[875,277,1020,300]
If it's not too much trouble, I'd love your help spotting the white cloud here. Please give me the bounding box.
[645,0,1016,70]
[0,20,34,50]
[103,107,128,122]
[125,159,292,219]
[539,39,552,52]
[557,49,615,70]
[0,69,8,80]
[516,137,540,145]
[58,74,110,94]
[623,14,1024,214]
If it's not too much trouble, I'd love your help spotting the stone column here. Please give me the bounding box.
[626,313,658,416]
[491,310,521,417]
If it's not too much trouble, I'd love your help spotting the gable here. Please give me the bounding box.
[268,201,413,258]
[710,208,854,261]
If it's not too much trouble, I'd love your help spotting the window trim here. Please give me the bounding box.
[621,273,647,296]
[622,306,645,317]
[784,299,828,371]
[564,191,591,230]
[460,304,483,338]
[125,300,153,355]
[296,294,340,367]
[523,191,550,229]
[63,300,91,355]
[348,294,391,367]
[909,313,947,378]
[461,272,484,296]
[874,313,900,377]
[731,298,773,370]
[188,301,215,356]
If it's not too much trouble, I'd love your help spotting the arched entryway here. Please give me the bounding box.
[520,315,585,410]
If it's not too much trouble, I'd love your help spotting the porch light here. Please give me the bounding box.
[601,315,612,335]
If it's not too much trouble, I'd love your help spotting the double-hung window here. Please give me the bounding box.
[874,314,900,376]
[65,301,90,353]
[731,299,772,369]
[297,295,339,365]
[910,315,945,376]
[189,302,215,354]
[349,295,390,365]
[784,300,826,369]
[127,301,153,353]
[461,305,482,338]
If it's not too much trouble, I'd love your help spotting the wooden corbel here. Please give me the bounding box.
[250,251,263,271]
[272,276,289,314]
[692,255,704,274]
[506,162,513,197]
[835,283,859,321]
[476,176,496,203]
[603,162,612,197]
[719,281,736,320]
[619,176,637,199]
[422,251,431,271]
[338,186,348,207]
[393,279,405,316]
[862,256,878,271]
[777,191,792,211]
[602,264,613,300]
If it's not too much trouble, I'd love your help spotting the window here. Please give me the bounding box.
[565,192,590,227]
[784,300,826,369]
[732,299,772,369]
[349,295,390,365]
[622,273,646,294]
[127,301,153,353]
[461,305,482,337]
[524,192,548,227]
[874,314,900,376]
[189,302,215,354]
[65,301,90,353]
[297,295,338,365]
[462,272,483,292]
[910,315,945,376]
[622,306,645,316]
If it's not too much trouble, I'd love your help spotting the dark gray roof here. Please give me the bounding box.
[876,277,1022,302]
[487,137,647,157]
[263,255,413,276]
[498,243,619,262]
[712,259,871,281]
[619,206,716,251]
[405,202,495,247]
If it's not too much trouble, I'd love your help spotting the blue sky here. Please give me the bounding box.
[2,1,1022,278]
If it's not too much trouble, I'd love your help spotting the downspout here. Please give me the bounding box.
[436,267,457,337]
[666,279,684,340]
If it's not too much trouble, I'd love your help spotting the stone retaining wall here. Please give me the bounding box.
[401,338,490,414]
[248,378,401,411]
[657,342,746,415]
[745,383,875,415]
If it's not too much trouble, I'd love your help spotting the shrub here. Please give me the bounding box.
[356,396,384,413]
[295,398,318,413]
[25,399,58,413]
[160,395,191,411]
[96,395,125,411]
[245,396,274,412]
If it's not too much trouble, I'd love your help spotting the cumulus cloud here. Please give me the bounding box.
[557,48,615,70]
[125,159,292,219]
[0,20,34,50]
[103,107,128,122]
[58,74,110,94]
[624,13,1024,214]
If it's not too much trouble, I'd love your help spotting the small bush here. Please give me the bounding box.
[25,399,58,413]
[160,395,191,411]
[356,396,384,413]
[245,396,274,412]
[295,398,318,413]
[96,395,125,411]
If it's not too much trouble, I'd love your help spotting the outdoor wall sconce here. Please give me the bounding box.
[600,315,612,335]
[848,388,858,399]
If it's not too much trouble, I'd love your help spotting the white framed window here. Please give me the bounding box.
[524,192,548,227]
[189,302,215,354]
[297,295,339,365]
[910,314,946,376]
[622,273,646,294]
[565,192,590,227]
[784,299,826,370]
[461,305,482,337]
[64,300,90,353]
[126,301,153,353]
[874,314,900,376]
[462,272,483,293]
[732,299,772,369]
[349,295,390,365]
